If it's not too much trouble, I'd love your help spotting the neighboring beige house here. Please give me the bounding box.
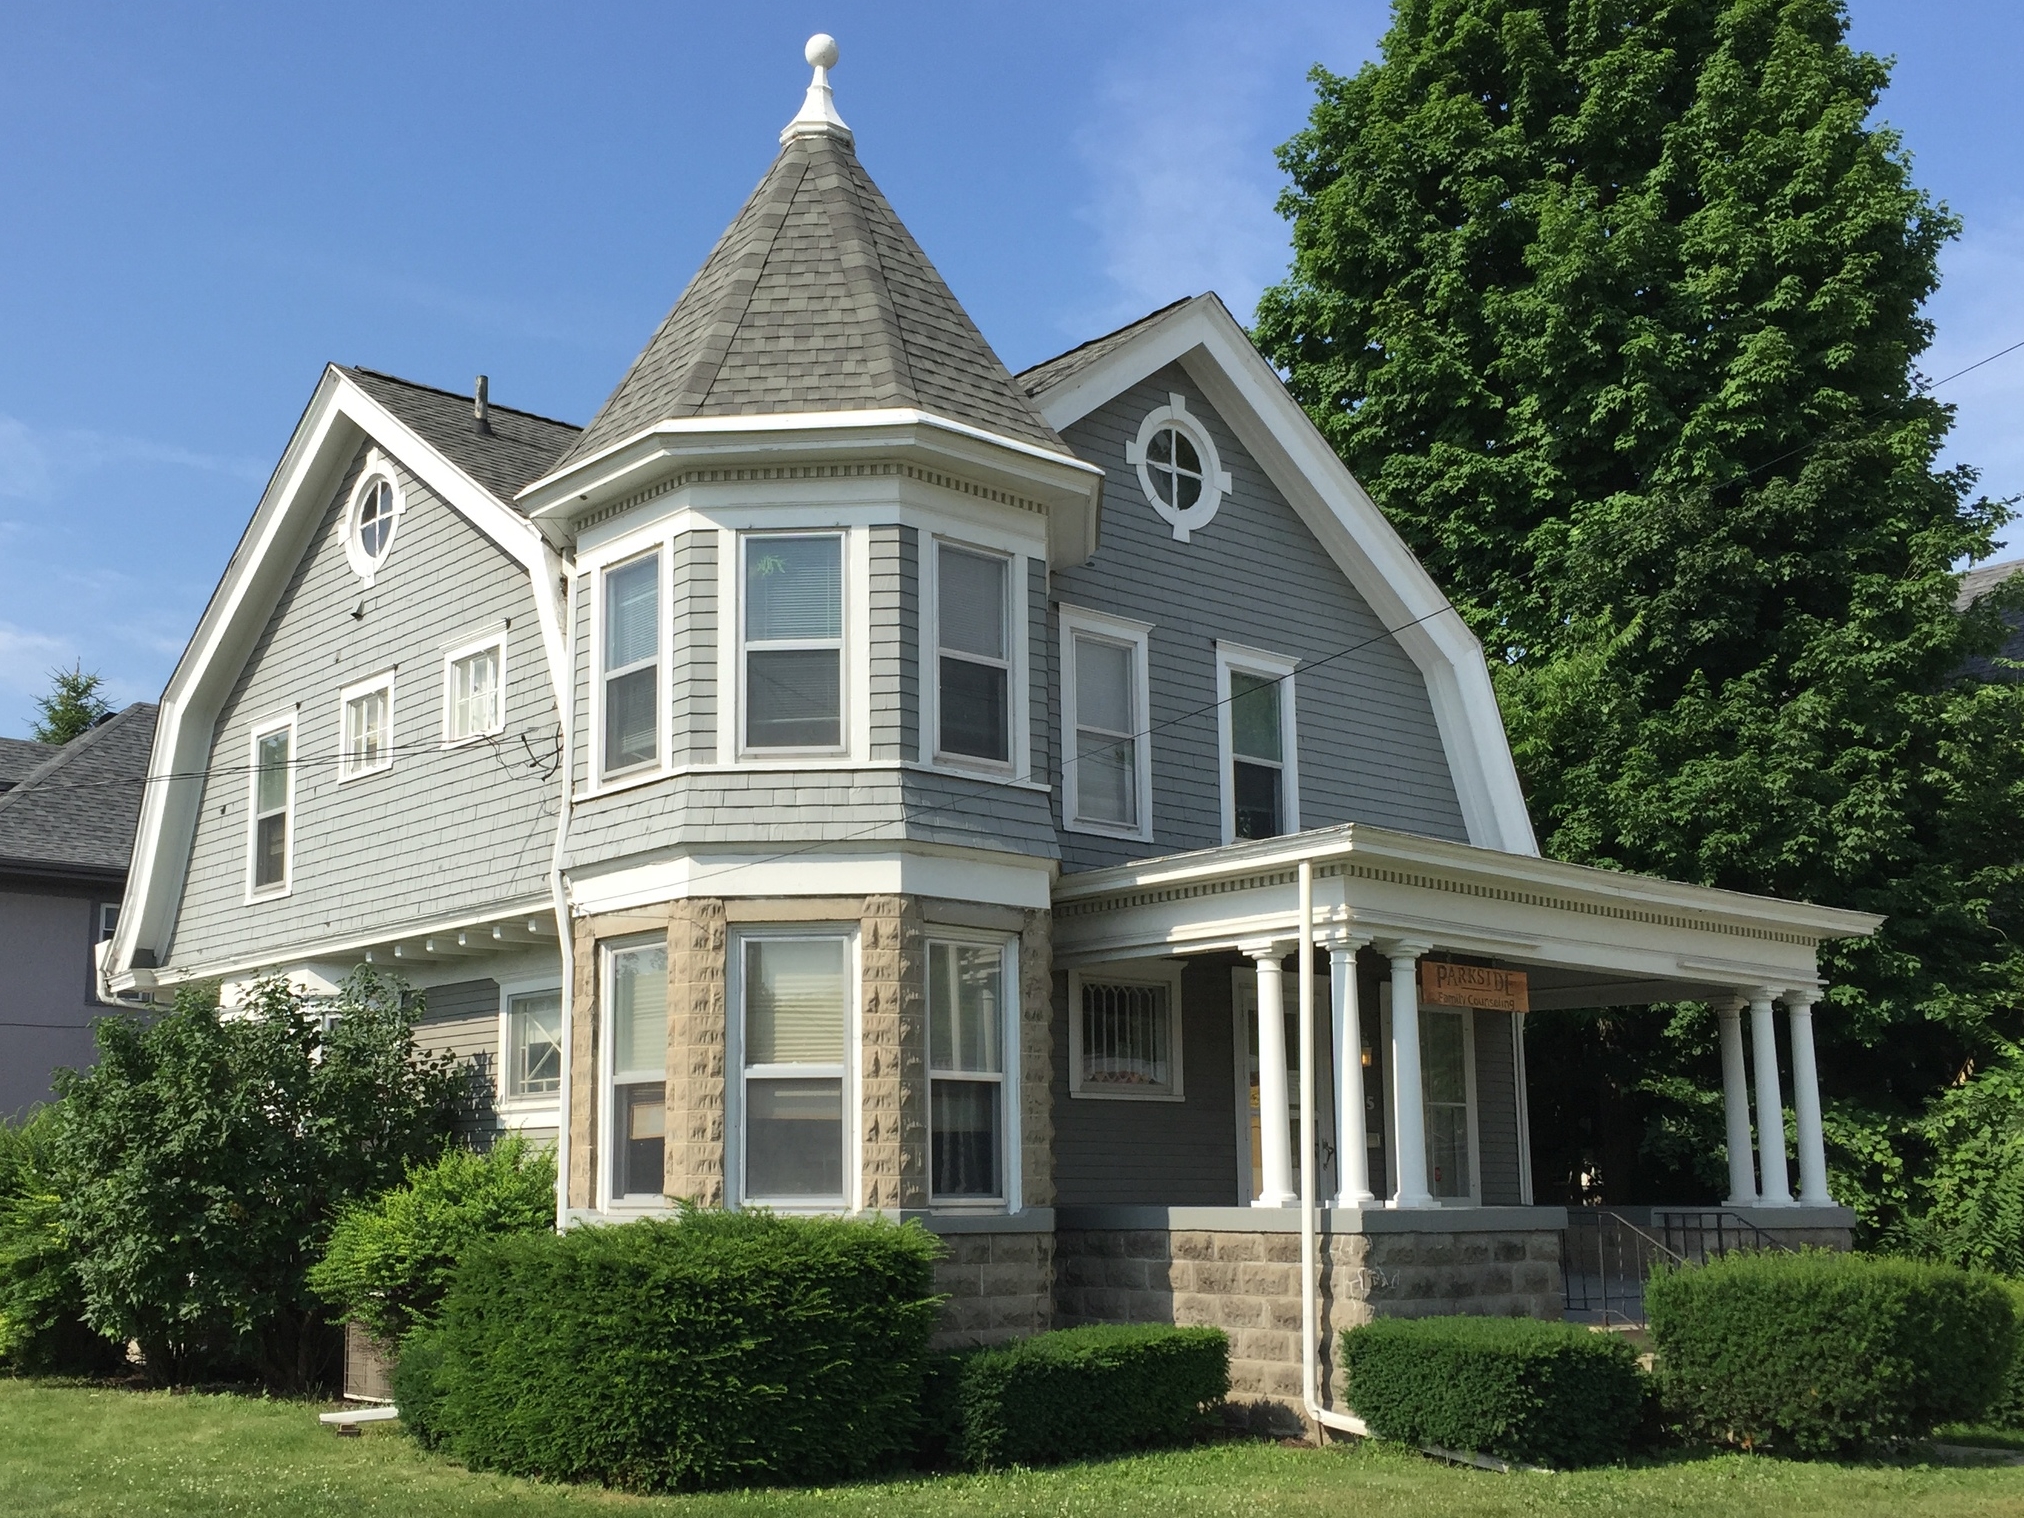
[108,39,1874,1428]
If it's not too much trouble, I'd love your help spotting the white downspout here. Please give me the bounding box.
[1298,857,1370,1440]
[550,559,577,1232]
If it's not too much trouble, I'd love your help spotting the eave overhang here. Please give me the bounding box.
[516,409,1104,568]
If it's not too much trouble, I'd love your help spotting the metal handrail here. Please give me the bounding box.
[1563,1206,1793,1326]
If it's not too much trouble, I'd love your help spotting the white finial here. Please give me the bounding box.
[782,32,852,145]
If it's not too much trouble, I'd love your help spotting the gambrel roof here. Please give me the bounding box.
[552,128,1066,471]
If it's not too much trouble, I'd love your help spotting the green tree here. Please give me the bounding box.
[1254,0,2024,1216]
[53,971,468,1389]
[0,1108,122,1376]
[30,663,112,744]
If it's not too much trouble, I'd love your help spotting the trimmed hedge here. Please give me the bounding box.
[1646,1250,2015,1454]
[411,1209,943,1491]
[940,1324,1228,1469]
[1341,1315,1644,1468]
[1989,1281,2024,1428]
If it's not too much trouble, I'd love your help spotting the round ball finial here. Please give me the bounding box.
[805,33,839,69]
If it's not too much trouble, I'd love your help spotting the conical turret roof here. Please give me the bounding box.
[554,123,1066,472]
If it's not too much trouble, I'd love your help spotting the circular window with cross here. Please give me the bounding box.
[344,453,406,586]
[1125,395,1232,542]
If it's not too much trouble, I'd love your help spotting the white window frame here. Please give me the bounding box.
[1059,605,1154,840]
[338,671,396,782]
[926,538,1020,775]
[1215,641,1300,845]
[597,547,666,780]
[1067,961,1185,1102]
[96,902,120,944]
[443,631,508,747]
[725,924,861,1212]
[1122,393,1232,543]
[497,975,564,1122]
[1378,985,1483,1207]
[737,530,850,760]
[343,452,406,586]
[597,933,670,1212]
[925,931,1022,1210]
[243,711,297,902]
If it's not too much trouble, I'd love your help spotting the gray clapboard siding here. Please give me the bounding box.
[570,569,592,791]
[563,764,1058,872]
[869,525,906,761]
[1027,557,1050,788]
[417,977,500,1128]
[672,531,717,763]
[1051,364,1469,871]
[1052,956,1240,1207]
[1473,1008,1523,1206]
[165,441,555,970]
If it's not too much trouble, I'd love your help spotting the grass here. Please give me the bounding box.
[4,1380,2024,1517]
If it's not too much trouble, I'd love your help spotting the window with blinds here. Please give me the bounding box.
[744,534,843,751]
[741,935,848,1201]
[607,940,667,1200]
[1074,978,1177,1097]
[448,641,503,742]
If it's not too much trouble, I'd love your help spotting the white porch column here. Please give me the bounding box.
[1750,987,1795,1206]
[1246,940,1297,1207]
[1785,988,1833,1205]
[1327,933,1375,1207]
[1382,940,1435,1209]
[1716,997,1758,1207]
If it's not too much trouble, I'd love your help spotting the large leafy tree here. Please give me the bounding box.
[1255,0,2024,1216]
[54,970,467,1389]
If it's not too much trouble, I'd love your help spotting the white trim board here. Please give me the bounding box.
[1024,294,1537,857]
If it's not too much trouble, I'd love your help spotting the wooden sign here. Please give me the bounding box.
[1419,960,1529,1013]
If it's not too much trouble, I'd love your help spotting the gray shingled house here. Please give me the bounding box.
[106,41,1876,1427]
[0,703,158,1117]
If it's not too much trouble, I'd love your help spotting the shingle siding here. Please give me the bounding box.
[1049,365,1468,870]
[1474,1008,1523,1206]
[869,525,906,761]
[164,439,556,970]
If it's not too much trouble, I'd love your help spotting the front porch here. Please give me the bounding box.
[1046,823,1876,1421]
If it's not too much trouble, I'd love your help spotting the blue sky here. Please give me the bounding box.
[0,1,2018,736]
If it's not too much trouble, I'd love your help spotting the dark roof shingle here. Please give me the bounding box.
[340,369,581,506]
[0,703,158,877]
[553,132,1066,472]
[1015,295,1197,400]
[0,737,49,794]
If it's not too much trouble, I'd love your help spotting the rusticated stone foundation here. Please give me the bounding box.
[931,1226,1055,1349]
[1054,1212,1564,1428]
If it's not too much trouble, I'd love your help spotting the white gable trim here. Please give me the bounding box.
[1026,296,1538,857]
[110,367,571,987]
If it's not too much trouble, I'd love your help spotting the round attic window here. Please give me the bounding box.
[344,457,405,586]
[1125,395,1232,544]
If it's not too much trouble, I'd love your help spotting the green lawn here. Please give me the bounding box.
[4,1381,2024,1517]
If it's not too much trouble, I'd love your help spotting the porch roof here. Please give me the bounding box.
[1050,824,1882,1009]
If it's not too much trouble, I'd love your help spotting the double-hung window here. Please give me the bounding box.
[935,544,1011,765]
[1060,607,1152,837]
[606,940,667,1201]
[447,638,504,743]
[340,675,393,780]
[928,940,1010,1200]
[739,934,849,1204]
[248,719,293,894]
[602,552,661,775]
[743,534,843,752]
[1217,644,1299,843]
[505,988,562,1100]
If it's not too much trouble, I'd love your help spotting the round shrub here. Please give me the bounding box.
[308,1133,555,1343]
[1646,1250,2015,1454]
[427,1209,943,1491]
[1341,1314,1644,1467]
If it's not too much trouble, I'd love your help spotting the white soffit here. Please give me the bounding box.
[110,367,569,988]
[1026,295,1538,858]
